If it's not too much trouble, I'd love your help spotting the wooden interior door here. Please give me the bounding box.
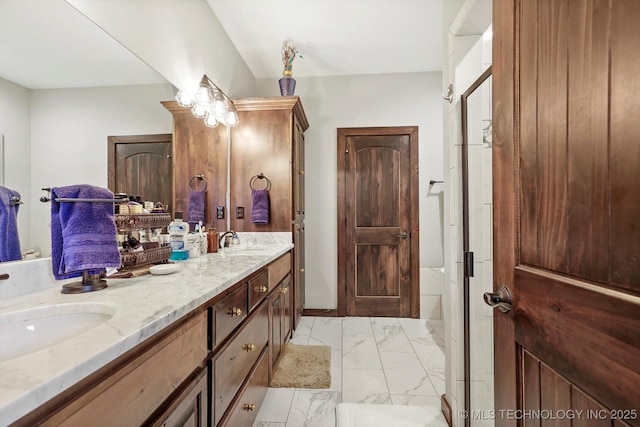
[493,1,640,425]
[108,134,172,210]
[337,127,419,318]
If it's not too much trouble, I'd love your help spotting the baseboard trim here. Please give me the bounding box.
[301,308,339,317]
[441,394,452,427]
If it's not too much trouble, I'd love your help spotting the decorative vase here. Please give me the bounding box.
[279,71,296,96]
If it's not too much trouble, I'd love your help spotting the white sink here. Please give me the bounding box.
[219,245,272,255]
[0,303,115,362]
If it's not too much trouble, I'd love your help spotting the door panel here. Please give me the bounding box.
[493,0,640,425]
[107,134,172,211]
[338,127,419,318]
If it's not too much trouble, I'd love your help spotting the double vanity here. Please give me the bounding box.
[0,233,294,426]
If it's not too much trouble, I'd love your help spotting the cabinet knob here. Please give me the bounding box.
[255,285,268,293]
[243,343,256,351]
[280,287,289,294]
[299,268,305,273]
[242,403,257,411]
[299,170,305,175]
[228,307,243,317]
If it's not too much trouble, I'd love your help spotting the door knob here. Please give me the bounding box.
[397,232,408,239]
[483,285,513,313]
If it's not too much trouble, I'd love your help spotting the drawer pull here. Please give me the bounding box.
[242,403,257,411]
[228,307,243,317]
[243,343,256,351]
[254,285,268,293]
[280,287,289,294]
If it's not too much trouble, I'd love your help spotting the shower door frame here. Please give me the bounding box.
[461,65,493,427]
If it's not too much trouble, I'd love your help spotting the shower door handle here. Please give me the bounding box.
[483,285,513,313]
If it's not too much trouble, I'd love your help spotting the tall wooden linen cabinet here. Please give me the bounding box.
[163,97,308,330]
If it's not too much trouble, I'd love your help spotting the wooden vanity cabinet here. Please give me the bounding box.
[18,311,209,427]
[229,98,307,331]
[210,251,293,427]
[164,97,308,331]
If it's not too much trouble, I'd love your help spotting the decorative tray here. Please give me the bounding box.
[115,213,172,231]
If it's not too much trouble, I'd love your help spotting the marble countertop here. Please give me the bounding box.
[0,238,293,425]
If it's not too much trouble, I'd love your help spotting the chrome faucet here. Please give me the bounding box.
[219,230,238,248]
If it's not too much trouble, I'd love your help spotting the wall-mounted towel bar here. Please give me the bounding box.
[10,196,22,205]
[39,188,128,204]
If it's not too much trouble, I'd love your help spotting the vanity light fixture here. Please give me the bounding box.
[175,74,239,128]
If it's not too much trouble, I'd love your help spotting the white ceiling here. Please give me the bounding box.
[207,0,443,78]
[0,0,443,89]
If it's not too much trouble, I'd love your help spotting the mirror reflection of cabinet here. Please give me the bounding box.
[163,97,308,329]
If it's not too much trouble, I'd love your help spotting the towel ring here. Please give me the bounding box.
[249,173,271,191]
[189,174,207,192]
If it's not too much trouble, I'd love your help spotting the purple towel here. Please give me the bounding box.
[250,189,269,224]
[188,189,206,226]
[50,185,121,280]
[0,186,22,262]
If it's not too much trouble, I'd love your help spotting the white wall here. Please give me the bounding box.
[66,0,255,98]
[29,83,174,255]
[255,72,443,310]
[0,78,32,252]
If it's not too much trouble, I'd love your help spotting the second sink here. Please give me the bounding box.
[0,302,115,363]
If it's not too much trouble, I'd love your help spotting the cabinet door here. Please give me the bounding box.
[293,119,305,222]
[270,288,283,372]
[293,223,305,329]
[151,368,208,427]
[281,274,292,345]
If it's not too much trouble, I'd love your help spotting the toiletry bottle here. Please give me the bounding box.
[207,223,218,253]
[168,211,189,260]
[198,221,208,255]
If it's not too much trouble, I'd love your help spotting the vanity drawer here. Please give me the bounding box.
[219,347,269,427]
[212,283,248,347]
[247,269,269,312]
[213,301,268,426]
[268,252,291,292]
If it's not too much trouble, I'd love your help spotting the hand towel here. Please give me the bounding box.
[50,185,121,280]
[188,189,206,227]
[0,186,22,262]
[250,189,269,224]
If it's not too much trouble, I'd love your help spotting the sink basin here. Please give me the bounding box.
[0,303,115,362]
[219,245,272,255]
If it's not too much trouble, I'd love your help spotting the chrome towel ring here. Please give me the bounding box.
[249,173,271,191]
[189,174,208,191]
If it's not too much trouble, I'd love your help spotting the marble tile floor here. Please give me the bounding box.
[253,316,447,427]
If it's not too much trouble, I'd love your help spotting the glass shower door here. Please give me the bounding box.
[462,69,494,427]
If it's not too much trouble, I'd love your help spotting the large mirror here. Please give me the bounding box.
[0,0,174,263]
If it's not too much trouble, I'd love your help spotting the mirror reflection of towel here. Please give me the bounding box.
[250,189,269,224]
[0,186,22,262]
[50,185,121,280]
